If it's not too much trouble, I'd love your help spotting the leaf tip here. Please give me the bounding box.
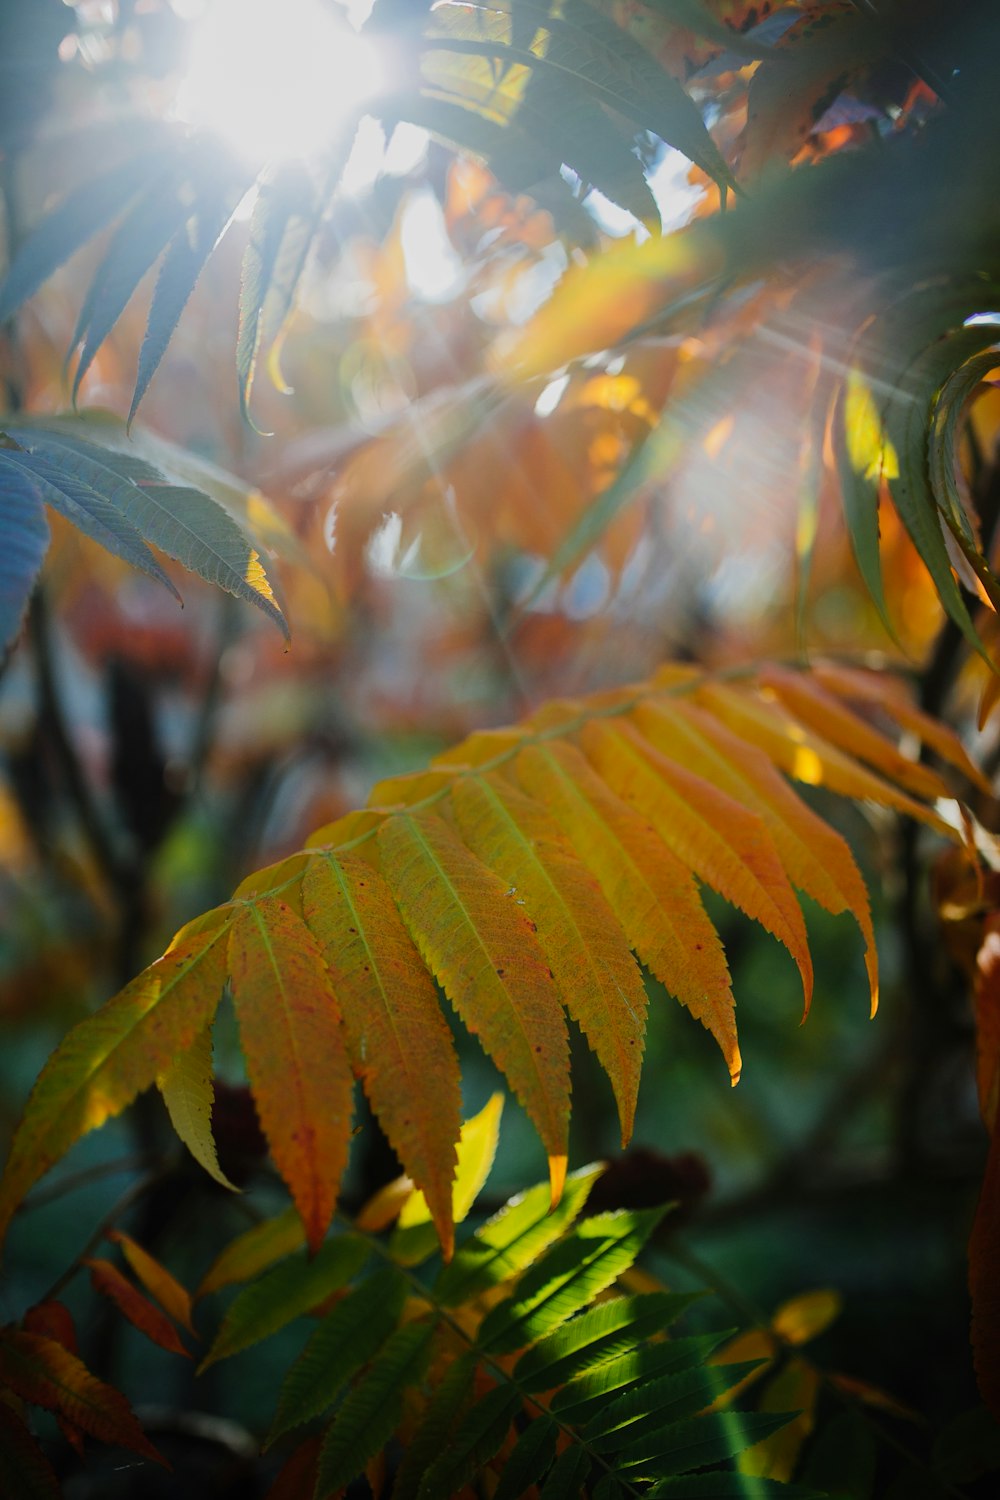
[548,1153,568,1209]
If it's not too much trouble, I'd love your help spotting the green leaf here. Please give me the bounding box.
[538,1444,590,1499]
[551,1333,733,1422]
[3,423,288,636]
[416,1385,520,1500]
[391,1351,479,1500]
[265,1266,407,1446]
[586,1360,767,1449]
[435,1165,601,1307]
[0,148,166,324]
[0,466,49,661]
[616,1409,799,1479]
[199,1235,369,1370]
[0,448,178,599]
[492,1417,559,1500]
[515,1291,699,1392]
[477,1206,666,1353]
[315,1321,434,1498]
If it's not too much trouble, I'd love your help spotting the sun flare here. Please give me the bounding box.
[174,0,383,167]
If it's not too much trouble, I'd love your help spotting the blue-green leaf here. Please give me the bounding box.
[3,424,288,636]
[0,148,167,325]
[0,449,177,598]
[130,167,246,425]
[0,465,48,660]
[70,180,189,401]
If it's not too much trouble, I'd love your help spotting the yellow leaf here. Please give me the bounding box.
[157,1024,238,1192]
[772,1288,842,1345]
[399,1092,504,1230]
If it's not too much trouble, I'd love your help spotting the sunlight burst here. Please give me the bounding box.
[174,0,383,167]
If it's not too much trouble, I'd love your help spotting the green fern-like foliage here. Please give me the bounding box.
[196,1164,818,1500]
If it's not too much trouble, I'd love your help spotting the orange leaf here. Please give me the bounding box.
[0,1329,166,1464]
[302,853,462,1259]
[106,1231,195,1336]
[811,663,992,795]
[758,666,951,803]
[636,700,879,1017]
[377,811,570,1185]
[22,1301,85,1455]
[451,773,647,1143]
[0,1400,61,1499]
[84,1259,190,1357]
[583,719,814,1013]
[695,681,953,836]
[228,899,354,1252]
[516,739,740,1083]
[0,920,230,1249]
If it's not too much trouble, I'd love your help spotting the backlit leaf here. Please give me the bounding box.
[452,773,647,1142]
[435,1164,601,1306]
[478,1206,666,1353]
[516,738,739,1079]
[303,853,462,1256]
[0,919,230,1249]
[378,810,570,1190]
[0,468,48,661]
[583,719,814,1012]
[229,899,354,1251]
